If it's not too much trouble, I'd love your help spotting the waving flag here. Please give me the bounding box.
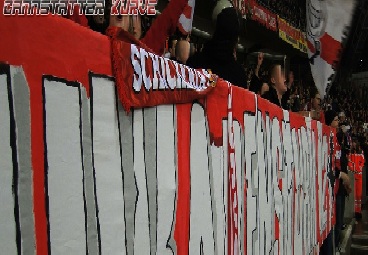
[306,0,356,97]
[178,0,196,35]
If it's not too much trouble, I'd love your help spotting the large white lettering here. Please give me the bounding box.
[130,45,214,92]
[189,104,215,254]
[156,105,177,255]
[131,44,143,92]
[1,66,339,255]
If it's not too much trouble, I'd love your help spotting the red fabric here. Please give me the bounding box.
[348,153,365,173]
[106,26,153,112]
[106,26,217,112]
[227,85,240,255]
[349,153,365,213]
[307,33,341,66]
[106,0,210,112]
[205,84,257,146]
[107,26,152,50]
[177,2,193,34]
[319,33,342,66]
[304,103,325,123]
[205,81,229,145]
[355,175,362,213]
[275,214,280,255]
[320,111,325,124]
[249,1,278,31]
[174,104,192,255]
[63,6,89,28]
[142,0,188,55]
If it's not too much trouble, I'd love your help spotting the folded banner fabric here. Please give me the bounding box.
[178,0,196,35]
[306,0,356,97]
[107,26,218,112]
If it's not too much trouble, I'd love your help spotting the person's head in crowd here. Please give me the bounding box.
[109,14,130,32]
[339,111,346,122]
[249,76,261,94]
[352,125,358,134]
[247,71,252,80]
[175,40,190,65]
[269,64,287,97]
[168,36,178,59]
[351,140,360,153]
[130,15,143,39]
[186,2,247,89]
[189,43,196,57]
[212,6,241,51]
[88,14,107,34]
[287,70,294,88]
[325,110,339,128]
[310,88,321,111]
[107,0,148,40]
[341,123,350,133]
[249,78,269,96]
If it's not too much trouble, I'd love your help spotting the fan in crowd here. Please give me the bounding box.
[249,52,269,96]
[186,5,248,89]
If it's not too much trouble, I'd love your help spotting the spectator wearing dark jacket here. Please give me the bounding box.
[249,52,269,95]
[320,110,351,255]
[281,71,294,110]
[305,88,325,123]
[186,7,247,89]
[324,110,352,249]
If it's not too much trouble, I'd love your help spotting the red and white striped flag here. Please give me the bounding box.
[177,0,196,35]
[306,0,356,97]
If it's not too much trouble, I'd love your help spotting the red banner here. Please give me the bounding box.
[108,27,218,112]
[248,0,277,31]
